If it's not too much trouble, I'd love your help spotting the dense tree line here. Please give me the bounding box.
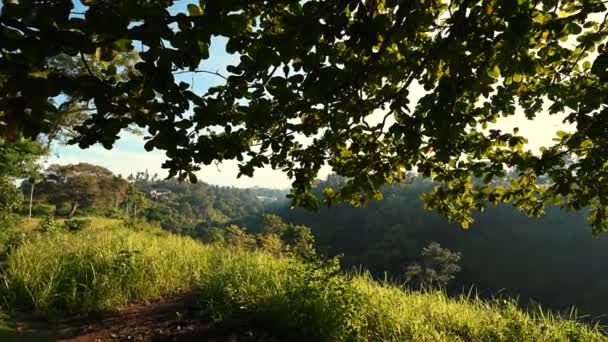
[23,163,286,236]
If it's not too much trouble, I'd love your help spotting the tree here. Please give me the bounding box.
[2,1,608,231]
[405,242,462,289]
[0,138,47,223]
[225,225,257,250]
[36,163,128,217]
[124,186,148,218]
[0,139,47,179]
[261,214,316,258]
[0,176,24,229]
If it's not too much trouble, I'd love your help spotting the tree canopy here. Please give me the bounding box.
[35,163,129,217]
[0,138,47,179]
[1,0,607,231]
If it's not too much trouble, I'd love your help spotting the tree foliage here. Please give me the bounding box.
[35,163,129,217]
[275,177,608,319]
[404,242,462,289]
[2,1,608,230]
[0,176,23,224]
[0,138,47,179]
[0,137,46,229]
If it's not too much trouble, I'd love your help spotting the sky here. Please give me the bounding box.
[48,1,572,189]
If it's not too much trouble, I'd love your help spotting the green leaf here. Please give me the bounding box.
[187,4,203,16]
[113,39,133,52]
[488,65,500,79]
[512,73,523,83]
[29,71,50,79]
[566,23,582,35]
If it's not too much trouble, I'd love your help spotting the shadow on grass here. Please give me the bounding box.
[0,319,78,342]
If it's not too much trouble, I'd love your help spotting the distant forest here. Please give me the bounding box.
[272,179,608,320]
[22,163,608,321]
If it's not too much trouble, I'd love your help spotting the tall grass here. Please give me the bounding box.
[2,225,209,314]
[1,224,605,341]
[197,252,606,341]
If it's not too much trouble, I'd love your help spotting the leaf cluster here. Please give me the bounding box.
[2,1,608,230]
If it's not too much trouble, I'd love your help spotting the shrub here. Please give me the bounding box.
[64,218,92,232]
[31,204,55,217]
[104,208,124,219]
[198,253,365,341]
[0,177,23,220]
[257,233,285,255]
[36,215,61,234]
[160,217,179,233]
[224,225,257,250]
[259,214,316,258]
[199,226,226,245]
[16,203,55,217]
[4,232,27,254]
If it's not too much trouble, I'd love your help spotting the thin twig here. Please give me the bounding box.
[263,65,279,85]
[80,52,95,77]
[173,69,228,80]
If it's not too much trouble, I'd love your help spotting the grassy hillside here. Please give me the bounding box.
[0,223,605,341]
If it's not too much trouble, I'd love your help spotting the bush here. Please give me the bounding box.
[36,215,61,234]
[257,233,285,255]
[197,252,603,341]
[198,255,365,341]
[0,177,23,220]
[199,226,226,245]
[160,217,179,233]
[260,214,316,258]
[29,204,55,217]
[4,232,27,254]
[16,203,56,217]
[0,214,20,234]
[64,219,92,232]
[224,225,257,250]
[104,208,124,219]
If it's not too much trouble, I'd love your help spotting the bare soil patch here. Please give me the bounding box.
[4,294,280,342]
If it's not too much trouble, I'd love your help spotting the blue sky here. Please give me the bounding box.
[49,1,571,188]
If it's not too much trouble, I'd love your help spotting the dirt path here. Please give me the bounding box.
[59,294,210,342]
[2,294,279,342]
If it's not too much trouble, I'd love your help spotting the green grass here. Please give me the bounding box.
[1,224,207,314]
[0,223,605,341]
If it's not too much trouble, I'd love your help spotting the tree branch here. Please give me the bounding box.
[80,52,95,77]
